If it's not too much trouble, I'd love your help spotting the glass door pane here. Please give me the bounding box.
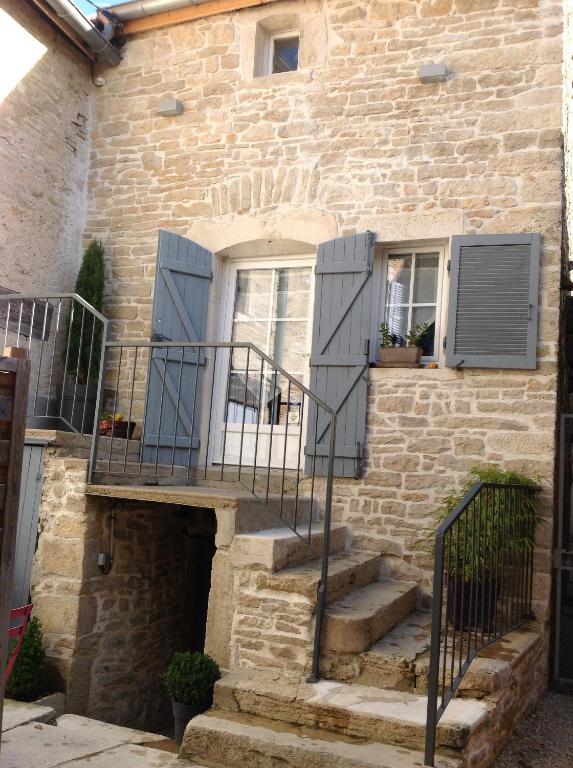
[221,264,312,468]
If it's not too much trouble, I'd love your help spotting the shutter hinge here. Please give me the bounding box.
[363,338,370,357]
[367,231,376,247]
[447,260,451,273]
[443,336,447,350]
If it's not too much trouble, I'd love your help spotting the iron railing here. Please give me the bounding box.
[88,339,336,681]
[0,293,107,435]
[424,481,540,766]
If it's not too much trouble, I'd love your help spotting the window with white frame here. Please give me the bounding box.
[254,21,300,77]
[267,31,299,74]
[381,247,445,359]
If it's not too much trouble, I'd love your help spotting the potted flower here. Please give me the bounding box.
[163,651,220,744]
[435,465,541,631]
[99,412,136,439]
[378,321,430,366]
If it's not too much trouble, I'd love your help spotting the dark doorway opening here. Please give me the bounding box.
[179,507,217,655]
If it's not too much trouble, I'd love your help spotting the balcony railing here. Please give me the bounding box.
[88,339,335,537]
[0,293,108,435]
[424,481,541,767]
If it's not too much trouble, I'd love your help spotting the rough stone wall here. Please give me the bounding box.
[564,0,573,263]
[0,0,92,294]
[229,567,315,675]
[334,366,556,624]
[30,449,98,712]
[83,502,190,729]
[31,437,194,729]
[87,0,562,338]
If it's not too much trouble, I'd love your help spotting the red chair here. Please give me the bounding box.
[4,604,32,686]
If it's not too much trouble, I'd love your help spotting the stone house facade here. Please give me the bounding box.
[1,0,570,766]
[87,0,562,614]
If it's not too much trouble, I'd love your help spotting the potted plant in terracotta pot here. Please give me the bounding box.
[163,651,220,745]
[435,465,541,632]
[378,321,430,367]
[98,412,136,439]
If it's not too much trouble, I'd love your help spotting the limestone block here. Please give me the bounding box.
[205,549,234,669]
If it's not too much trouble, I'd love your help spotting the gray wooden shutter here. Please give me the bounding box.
[142,230,212,467]
[12,441,43,608]
[305,231,375,478]
[446,233,540,370]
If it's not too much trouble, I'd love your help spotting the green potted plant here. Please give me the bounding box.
[163,651,220,744]
[62,239,105,433]
[378,321,430,367]
[435,465,541,631]
[6,617,46,701]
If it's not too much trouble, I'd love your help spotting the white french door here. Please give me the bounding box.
[213,256,314,469]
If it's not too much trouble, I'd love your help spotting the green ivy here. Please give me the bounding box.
[163,651,220,707]
[6,617,46,702]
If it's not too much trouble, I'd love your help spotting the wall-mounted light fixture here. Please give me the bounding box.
[419,63,448,83]
[157,98,184,117]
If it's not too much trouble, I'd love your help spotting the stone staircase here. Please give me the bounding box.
[180,521,542,768]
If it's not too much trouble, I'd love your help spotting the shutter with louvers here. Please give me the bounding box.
[142,230,212,467]
[305,231,375,478]
[446,233,540,370]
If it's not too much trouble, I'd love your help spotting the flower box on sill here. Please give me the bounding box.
[376,346,423,368]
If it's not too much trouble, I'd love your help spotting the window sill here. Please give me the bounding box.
[249,69,310,85]
[369,366,462,381]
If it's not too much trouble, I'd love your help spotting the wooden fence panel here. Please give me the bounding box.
[0,356,30,740]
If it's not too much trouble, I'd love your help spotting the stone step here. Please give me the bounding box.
[2,699,56,731]
[322,609,432,691]
[213,670,492,752]
[231,522,348,572]
[254,548,382,605]
[323,579,418,654]
[181,710,462,768]
[324,614,542,699]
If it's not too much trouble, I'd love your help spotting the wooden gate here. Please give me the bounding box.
[0,356,30,738]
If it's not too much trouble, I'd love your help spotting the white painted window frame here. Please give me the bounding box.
[265,29,300,75]
[371,242,448,364]
[210,253,315,465]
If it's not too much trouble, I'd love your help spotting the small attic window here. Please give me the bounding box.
[269,32,299,74]
[253,18,300,78]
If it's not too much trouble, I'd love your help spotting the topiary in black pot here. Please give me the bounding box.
[163,651,220,745]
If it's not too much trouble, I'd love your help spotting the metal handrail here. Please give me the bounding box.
[0,293,107,325]
[0,292,108,435]
[424,481,541,766]
[88,338,336,682]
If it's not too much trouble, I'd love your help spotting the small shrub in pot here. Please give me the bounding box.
[435,465,541,631]
[163,651,220,744]
[6,617,46,701]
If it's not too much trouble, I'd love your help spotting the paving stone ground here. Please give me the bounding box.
[0,701,206,768]
[493,692,573,768]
